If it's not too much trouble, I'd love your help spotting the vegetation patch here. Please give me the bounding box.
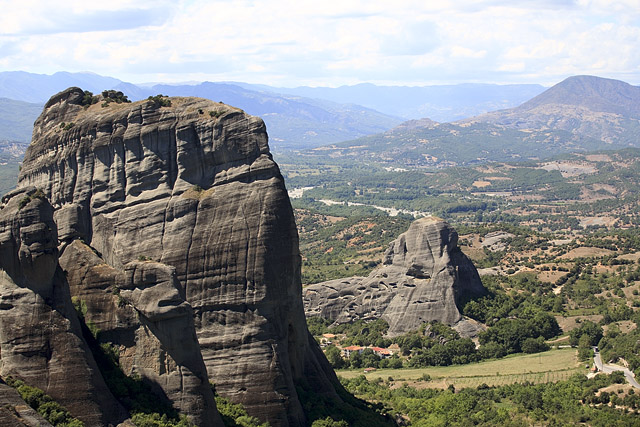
[81,90,98,107]
[214,394,269,427]
[340,371,640,426]
[101,90,131,106]
[3,376,84,426]
[17,188,46,210]
[147,95,172,108]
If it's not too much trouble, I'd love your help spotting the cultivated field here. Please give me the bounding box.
[337,348,583,389]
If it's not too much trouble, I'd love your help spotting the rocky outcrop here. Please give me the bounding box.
[59,240,221,427]
[0,187,128,426]
[17,88,339,426]
[0,381,52,427]
[304,217,487,337]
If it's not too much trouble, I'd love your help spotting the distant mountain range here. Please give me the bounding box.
[0,71,122,103]
[249,82,546,122]
[138,82,402,149]
[1,72,637,165]
[0,72,403,149]
[0,98,42,142]
[309,75,640,167]
[0,71,547,149]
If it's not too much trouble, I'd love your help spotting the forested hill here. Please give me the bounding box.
[0,98,42,142]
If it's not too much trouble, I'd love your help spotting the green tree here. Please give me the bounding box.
[569,321,603,346]
[360,349,380,368]
[311,416,349,427]
[324,345,346,369]
[521,337,550,354]
[577,334,594,361]
[349,351,363,369]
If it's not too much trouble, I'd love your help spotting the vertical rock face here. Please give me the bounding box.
[304,217,487,337]
[59,240,222,427]
[0,187,128,426]
[18,88,338,426]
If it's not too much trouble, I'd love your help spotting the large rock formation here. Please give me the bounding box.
[59,240,221,427]
[16,88,339,426]
[0,187,128,426]
[304,217,486,337]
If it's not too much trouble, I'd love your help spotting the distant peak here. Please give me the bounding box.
[516,75,640,116]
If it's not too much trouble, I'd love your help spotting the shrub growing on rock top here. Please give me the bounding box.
[101,90,130,104]
[147,95,172,108]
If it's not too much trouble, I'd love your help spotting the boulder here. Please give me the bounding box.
[0,381,52,427]
[59,240,221,427]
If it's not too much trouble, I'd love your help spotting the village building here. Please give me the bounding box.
[341,345,364,358]
[370,347,394,359]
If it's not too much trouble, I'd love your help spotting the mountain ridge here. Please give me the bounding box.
[515,75,640,116]
[308,75,640,168]
[0,98,43,142]
[0,71,403,150]
[466,75,640,147]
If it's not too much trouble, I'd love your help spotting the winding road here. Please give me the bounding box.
[593,349,640,389]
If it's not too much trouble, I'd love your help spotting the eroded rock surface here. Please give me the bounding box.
[0,187,127,426]
[0,381,52,427]
[18,88,339,426]
[59,240,221,427]
[304,217,487,337]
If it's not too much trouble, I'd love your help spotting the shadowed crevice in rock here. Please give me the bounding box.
[304,217,487,337]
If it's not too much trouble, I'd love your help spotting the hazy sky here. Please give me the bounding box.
[1,0,639,87]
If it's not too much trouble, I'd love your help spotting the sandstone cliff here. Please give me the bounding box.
[59,240,221,427]
[0,186,128,426]
[17,88,340,426]
[304,217,486,337]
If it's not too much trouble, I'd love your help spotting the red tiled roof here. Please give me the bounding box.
[343,346,363,351]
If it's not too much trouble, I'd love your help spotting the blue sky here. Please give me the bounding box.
[1,0,639,87]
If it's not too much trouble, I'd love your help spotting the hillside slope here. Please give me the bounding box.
[469,75,640,145]
[0,98,42,142]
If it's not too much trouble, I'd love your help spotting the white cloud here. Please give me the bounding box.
[449,46,487,59]
[0,0,638,86]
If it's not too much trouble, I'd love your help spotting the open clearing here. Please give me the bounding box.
[559,246,615,259]
[337,348,582,389]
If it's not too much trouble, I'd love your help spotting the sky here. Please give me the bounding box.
[1,0,639,87]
